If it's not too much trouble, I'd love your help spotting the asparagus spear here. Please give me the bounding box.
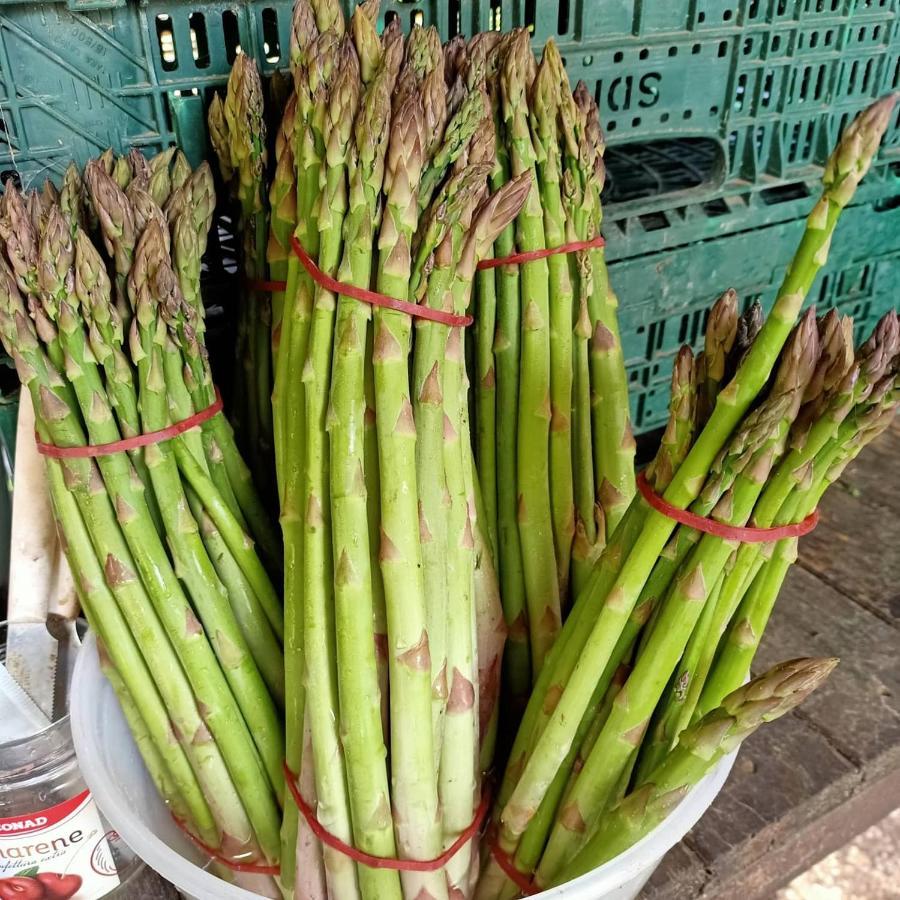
[268,93,298,382]
[485,36,531,712]
[46,452,217,844]
[687,309,897,723]
[696,289,738,426]
[483,344,699,894]
[700,372,898,715]
[438,176,530,896]
[73,228,162,534]
[222,55,273,479]
[327,24,401,899]
[573,82,636,534]
[413,165,491,770]
[84,162,137,328]
[533,42,576,602]
[278,26,338,891]
[502,31,561,674]
[59,164,87,234]
[298,36,362,900]
[372,34,447,899]
[64,218,281,809]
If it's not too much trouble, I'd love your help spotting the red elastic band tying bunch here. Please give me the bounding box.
[35,389,224,459]
[636,471,820,542]
[252,236,607,326]
[290,237,472,327]
[475,235,605,270]
[284,761,490,872]
[489,839,538,896]
[173,815,280,876]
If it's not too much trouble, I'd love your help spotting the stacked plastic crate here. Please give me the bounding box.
[0,0,896,432]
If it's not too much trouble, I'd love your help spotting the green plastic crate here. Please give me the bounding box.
[613,191,900,431]
[0,0,897,243]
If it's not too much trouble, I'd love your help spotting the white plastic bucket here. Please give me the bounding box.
[71,631,736,900]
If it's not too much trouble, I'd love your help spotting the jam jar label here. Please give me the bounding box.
[0,790,121,898]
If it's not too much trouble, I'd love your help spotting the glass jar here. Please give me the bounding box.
[0,622,177,899]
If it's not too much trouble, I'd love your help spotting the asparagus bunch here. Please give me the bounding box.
[471,34,636,711]
[208,54,275,492]
[0,149,284,878]
[270,6,528,898]
[476,95,896,897]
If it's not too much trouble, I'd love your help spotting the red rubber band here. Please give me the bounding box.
[636,471,820,543]
[246,277,288,293]
[291,237,472,327]
[488,837,538,896]
[35,388,224,459]
[476,235,606,270]
[172,815,280,876]
[284,761,490,871]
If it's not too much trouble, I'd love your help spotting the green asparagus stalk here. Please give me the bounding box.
[485,36,531,713]
[439,176,531,895]
[486,344,699,895]
[222,55,273,478]
[298,36,362,900]
[327,24,401,898]
[502,31,561,674]
[413,165,491,770]
[687,309,897,723]
[278,25,337,889]
[372,36,446,899]
[533,42,576,602]
[700,376,898,715]
[573,83,635,534]
[45,453,218,843]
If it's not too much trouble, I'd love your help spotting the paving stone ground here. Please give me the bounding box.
[777,807,900,900]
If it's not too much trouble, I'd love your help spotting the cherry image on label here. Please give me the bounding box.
[0,876,46,899]
[0,873,82,900]
[36,874,82,900]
